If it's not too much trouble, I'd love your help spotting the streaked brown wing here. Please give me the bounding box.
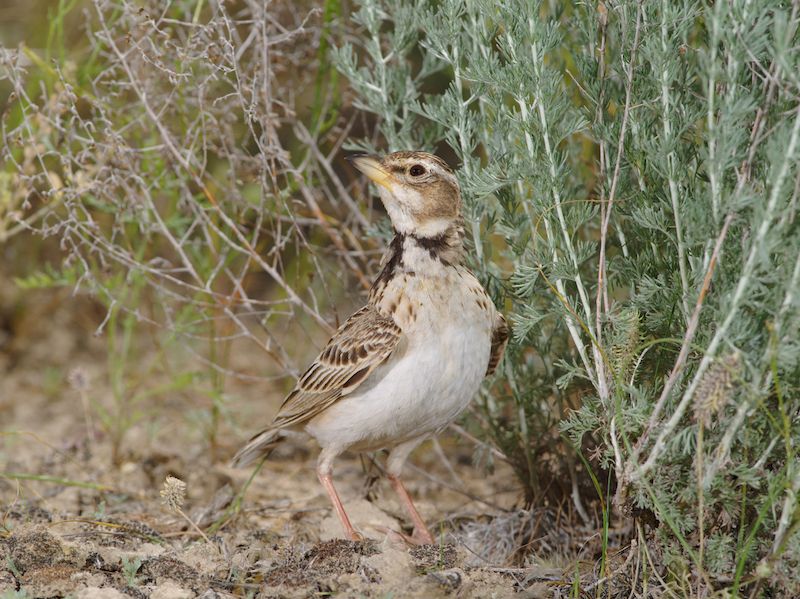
[271,305,402,428]
[486,313,509,376]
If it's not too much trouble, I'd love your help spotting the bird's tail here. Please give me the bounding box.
[230,428,286,468]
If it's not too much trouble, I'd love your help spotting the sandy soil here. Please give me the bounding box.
[0,290,579,598]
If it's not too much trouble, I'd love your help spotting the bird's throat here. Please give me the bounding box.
[370,224,464,298]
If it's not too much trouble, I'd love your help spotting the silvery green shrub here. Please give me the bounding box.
[335,0,800,592]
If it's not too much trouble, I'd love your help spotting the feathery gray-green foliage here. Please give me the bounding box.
[336,0,800,592]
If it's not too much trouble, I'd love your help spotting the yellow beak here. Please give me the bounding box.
[347,154,394,191]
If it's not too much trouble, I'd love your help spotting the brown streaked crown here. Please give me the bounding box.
[381,151,454,175]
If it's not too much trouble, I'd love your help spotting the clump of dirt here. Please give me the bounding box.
[409,542,458,573]
[305,539,379,574]
[82,518,165,547]
[263,539,378,587]
[18,564,82,598]
[138,555,204,589]
[4,527,71,574]
[2,504,53,527]
[425,567,464,592]
[0,569,16,593]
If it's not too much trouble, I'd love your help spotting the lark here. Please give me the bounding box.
[232,151,508,545]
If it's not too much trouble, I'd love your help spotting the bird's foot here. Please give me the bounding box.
[344,522,367,543]
[410,527,435,545]
[347,529,366,542]
[374,525,435,546]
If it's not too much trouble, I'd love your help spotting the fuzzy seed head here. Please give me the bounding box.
[160,476,187,511]
[67,367,91,392]
[610,308,641,378]
[694,353,741,428]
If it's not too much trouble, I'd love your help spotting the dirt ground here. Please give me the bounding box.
[0,289,585,598]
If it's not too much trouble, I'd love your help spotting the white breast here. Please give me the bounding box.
[306,267,495,454]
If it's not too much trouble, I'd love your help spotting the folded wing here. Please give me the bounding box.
[486,313,509,376]
[272,305,402,428]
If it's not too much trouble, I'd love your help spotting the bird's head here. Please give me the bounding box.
[348,151,461,238]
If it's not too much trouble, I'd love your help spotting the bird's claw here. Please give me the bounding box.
[374,525,434,546]
[348,530,366,542]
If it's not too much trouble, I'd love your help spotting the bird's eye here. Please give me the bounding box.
[408,164,426,177]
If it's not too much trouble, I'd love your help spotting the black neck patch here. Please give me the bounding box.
[371,226,462,296]
[372,232,406,292]
[410,232,450,261]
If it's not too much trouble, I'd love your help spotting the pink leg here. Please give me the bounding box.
[388,474,435,545]
[317,469,363,541]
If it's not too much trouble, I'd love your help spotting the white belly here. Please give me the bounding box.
[306,271,494,453]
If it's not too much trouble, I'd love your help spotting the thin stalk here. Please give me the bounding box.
[771,385,798,553]
[705,0,723,224]
[0,473,111,491]
[528,24,595,335]
[660,0,690,323]
[452,43,483,265]
[696,422,705,596]
[594,0,610,323]
[597,0,643,403]
[516,98,595,383]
